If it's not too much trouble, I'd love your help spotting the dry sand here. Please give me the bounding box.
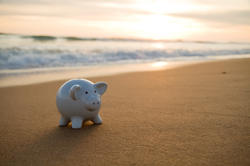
[0,58,250,166]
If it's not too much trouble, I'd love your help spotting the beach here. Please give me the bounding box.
[0,58,250,166]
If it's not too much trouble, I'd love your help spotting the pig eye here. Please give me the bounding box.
[85,91,88,94]
[94,90,96,93]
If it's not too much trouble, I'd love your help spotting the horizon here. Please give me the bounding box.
[0,0,250,42]
[2,32,250,44]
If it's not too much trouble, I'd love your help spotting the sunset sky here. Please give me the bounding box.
[0,0,250,42]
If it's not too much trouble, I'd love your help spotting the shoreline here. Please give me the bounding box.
[0,58,250,165]
[1,54,250,87]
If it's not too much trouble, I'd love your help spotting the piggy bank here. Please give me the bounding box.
[56,79,108,129]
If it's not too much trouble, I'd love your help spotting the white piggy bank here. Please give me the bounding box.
[56,79,108,129]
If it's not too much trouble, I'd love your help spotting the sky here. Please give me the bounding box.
[0,0,250,42]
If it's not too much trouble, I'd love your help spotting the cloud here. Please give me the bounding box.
[169,10,250,26]
[0,0,150,21]
[1,0,250,28]
[0,0,134,6]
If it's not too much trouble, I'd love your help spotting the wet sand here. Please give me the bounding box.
[0,58,250,166]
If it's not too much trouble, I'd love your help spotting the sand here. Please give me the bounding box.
[0,58,250,166]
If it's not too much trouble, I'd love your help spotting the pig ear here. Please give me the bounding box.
[94,82,108,95]
[70,84,81,100]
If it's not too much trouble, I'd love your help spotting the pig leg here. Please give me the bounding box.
[71,117,83,129]
[92,114,102,125]
[59,116,70,127]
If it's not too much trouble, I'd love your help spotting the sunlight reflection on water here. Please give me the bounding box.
[151,61,168,68]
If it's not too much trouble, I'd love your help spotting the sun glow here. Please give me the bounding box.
[128,13,203,40]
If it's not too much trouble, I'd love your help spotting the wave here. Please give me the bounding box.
[1,32,250,71]
[22,35,57,41]
[1,47,250,70]
[64,37,87,41]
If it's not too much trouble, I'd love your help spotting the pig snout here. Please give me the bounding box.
[92,101,100,105]
[84,96,101,111]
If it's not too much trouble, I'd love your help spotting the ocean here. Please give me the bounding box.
[0,33,250,86]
